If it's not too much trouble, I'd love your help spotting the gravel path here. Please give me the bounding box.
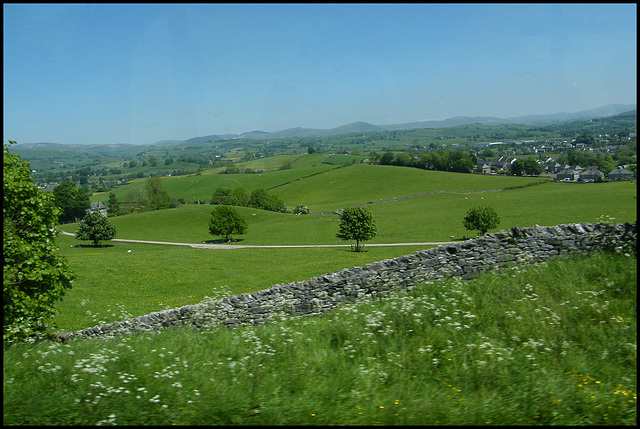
[59,230,454,249]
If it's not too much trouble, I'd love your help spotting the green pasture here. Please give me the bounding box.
[52,177,636,333]
[72,179,636,246]
[92,164,548,210]
[92,162,339,205]
[52,234,430,332]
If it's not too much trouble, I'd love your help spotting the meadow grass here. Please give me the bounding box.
[51,233,432,332]
[91,163,548,209]
[4,251,636,425]
[72,180,636,246]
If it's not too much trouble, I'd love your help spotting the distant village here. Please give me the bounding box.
[474,132,636,182]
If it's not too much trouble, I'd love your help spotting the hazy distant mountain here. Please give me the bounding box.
[13,103,636,149]
[207,103,637,141]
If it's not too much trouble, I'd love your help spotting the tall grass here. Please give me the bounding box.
[4,251,636,425]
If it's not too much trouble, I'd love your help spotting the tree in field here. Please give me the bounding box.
[249,188,287,212]
[146,176,177,210]
[209,206,248,242]
[336,207,377,252]
[53,181,90,223]
[211,186,250,206]
[463,206,500,236]
[3,141,75,344]
[75,212,117,246]
[107,192,120,216]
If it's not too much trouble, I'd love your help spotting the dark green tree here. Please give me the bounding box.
[511,159,526,176]
[249,188,287,212]
[3,141,75,344]
[336,207,377,252]
[146,176,176,210]
[75,212,117,246]
[107,192,120,216]
[379,151,395,165]
[463,206,500,236]
[53,181,90,223]
[524,158,542,176]
[209,206,248,242]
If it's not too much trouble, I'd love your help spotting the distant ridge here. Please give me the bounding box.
[12,103,636,148]
[193,103,637,142]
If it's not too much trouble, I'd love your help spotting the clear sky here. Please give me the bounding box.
[3,3,637,145]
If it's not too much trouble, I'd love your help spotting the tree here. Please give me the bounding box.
[524,158,542,176]
[249,188,287,212]
[336,207,377,252]
[379,151,395,165]
[209,206,247,242]
[307,146,316,154]
[511,159,526,176]
[53,181,90,223]
[293,204,309,215]
[146,176,177,210]
[75,212,117,246]
[211,186,250,206]
[3,141,75,344]
[107,192,120,216]
[463,206,500,236]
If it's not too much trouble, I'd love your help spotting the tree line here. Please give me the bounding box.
[371,149,478,173]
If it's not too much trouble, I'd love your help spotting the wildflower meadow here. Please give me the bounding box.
[3,251,636,425]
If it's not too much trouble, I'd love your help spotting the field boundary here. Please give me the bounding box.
[54,221,636,342]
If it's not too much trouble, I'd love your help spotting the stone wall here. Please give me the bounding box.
[56,221,636,342]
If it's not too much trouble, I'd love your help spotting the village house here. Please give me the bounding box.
[556,168,580,181]
[607,166,635,181]
[86,202,108,217]
[579,167,604,182]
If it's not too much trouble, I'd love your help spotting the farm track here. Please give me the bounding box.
[58,230,454,249]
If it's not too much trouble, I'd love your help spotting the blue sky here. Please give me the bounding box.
[3,3,637,145]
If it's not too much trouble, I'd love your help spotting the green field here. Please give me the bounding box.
[51,164,636,333]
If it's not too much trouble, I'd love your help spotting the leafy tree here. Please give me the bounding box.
[209,206,247,242]
[149,156,158,167]
[211,186,250,206]
[293,204,309,215]
[463,206,500,236]
[125,187,147,206]
[336,207,377,252]
[511,159,526,176]
[3,141,75,344]
[75,212,117,246]
[107,192,120,216]
[53,181,90,223]
[146,176,177,210]
[307,146,316,154]
[524,158,542,176]
[379,151,395,165]
[249,188,287,212]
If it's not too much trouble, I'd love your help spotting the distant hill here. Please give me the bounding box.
[12,103,636,150]
[192,103,637,142]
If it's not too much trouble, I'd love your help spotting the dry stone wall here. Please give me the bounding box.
[56,221,636,342]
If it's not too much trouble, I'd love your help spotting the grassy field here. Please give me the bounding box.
[51,234,431,332]
[72,179,636,246]
[52,166,636,333]
[4,251,636,425]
